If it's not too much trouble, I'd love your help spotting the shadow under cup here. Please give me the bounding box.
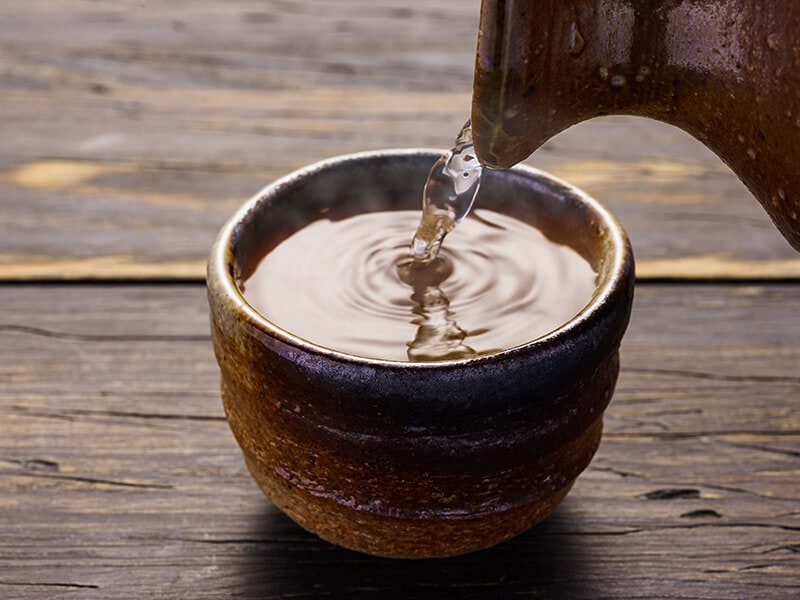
[207,149,634,559]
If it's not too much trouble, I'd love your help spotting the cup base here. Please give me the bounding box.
[243,451,577,559]
[229,396,603,559]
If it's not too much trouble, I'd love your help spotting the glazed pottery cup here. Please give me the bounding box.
[207,149,634,558]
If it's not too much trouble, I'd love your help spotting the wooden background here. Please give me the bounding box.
[1,1,797,598]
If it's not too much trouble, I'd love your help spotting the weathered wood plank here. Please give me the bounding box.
[0,1,798,281]
[0,284,797,597]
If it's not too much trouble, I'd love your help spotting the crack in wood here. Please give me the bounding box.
[642,408,703,417]
[704,563,779,574]
[0,457,60,472]
[590,466,644,478]
[51,407,226,422]
[625,367,800,385]
[0,581,99,589]
[605,430,800,440]
[1,469,174,490]
[677,481,797,503]
[712,439,800,458]
[642,488,700,500]
[762,544,800,554]
[0,324,210,342]
[657,522,800,533]
[740,563,778,571]
[98,390,219,398]
[5,406,222,433]
[680,509,723,519]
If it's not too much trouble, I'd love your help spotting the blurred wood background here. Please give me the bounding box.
[0,1,797,598]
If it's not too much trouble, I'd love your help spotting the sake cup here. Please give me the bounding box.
[207,149,634,558]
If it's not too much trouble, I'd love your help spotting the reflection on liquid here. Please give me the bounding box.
[396,255,478,362]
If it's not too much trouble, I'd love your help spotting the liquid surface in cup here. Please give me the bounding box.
[241,209,597,362]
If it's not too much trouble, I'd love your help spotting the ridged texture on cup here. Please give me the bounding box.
[207,150,634,558]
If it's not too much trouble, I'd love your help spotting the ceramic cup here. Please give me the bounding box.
[207,149,634,558]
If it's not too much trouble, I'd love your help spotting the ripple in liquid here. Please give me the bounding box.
[241,210,597,362]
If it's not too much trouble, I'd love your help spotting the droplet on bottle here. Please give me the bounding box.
[598,66,609,80]
[610,74,626,87]
[747,147,756,160]
[767,33,779,50]
[568,22,585,55]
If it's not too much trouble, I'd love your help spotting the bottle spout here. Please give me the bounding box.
[471,0,800,251]
[471,0,582,169]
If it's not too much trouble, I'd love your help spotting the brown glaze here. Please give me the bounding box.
[472,0,800,251]
[207,150,634,558]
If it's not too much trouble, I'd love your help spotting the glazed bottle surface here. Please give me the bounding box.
[471,0,800,250]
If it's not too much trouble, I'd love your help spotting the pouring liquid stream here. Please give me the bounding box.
[401,120,484,359]
[409,121,483,262]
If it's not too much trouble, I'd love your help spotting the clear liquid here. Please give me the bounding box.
[410,121,482,262]
[241,210,597,362]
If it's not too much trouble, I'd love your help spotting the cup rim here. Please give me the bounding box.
[207,148,632,369]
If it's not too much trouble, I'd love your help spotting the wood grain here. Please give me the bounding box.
[1,1,798,281]
[1,2,797,597]
[0,284,797,598]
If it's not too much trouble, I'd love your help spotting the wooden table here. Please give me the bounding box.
[1,2,797,598]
